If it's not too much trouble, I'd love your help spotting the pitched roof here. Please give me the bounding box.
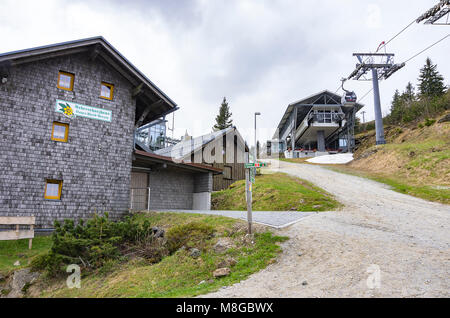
[155,126,248,159]
[0,36,178,125]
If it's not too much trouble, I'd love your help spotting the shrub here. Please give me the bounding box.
[424,118,436,127]
[32,213,156,276]
[166,222,215,253]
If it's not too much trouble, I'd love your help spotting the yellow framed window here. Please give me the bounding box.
[100,82,114,100]
[57,71,74,91]
[44,180,63,200]
[51,122,69,142]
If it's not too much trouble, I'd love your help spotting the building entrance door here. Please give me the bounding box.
[130,171,149,211]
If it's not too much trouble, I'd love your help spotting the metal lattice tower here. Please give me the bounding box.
[347,53,405,145]
[416,0,450,25]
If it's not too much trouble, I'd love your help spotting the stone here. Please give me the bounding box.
[13,261,20,266]
[152,227,165,238]
[190,248,201,258]
[242,234,254,245]
[214,238,234,254]
[7,269,40,298]
[217,257,237,268]
[438,113,450,123]
[0,274,4,282]
[302,280,308,286]
[297,252,303,256]
[213,268,231,278]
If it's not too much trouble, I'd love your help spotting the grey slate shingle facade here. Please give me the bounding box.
[0,53,135,227]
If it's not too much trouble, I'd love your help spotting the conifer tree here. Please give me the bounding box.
[389,89,403,123]
[418,57,446,98]
[213,97,233,131]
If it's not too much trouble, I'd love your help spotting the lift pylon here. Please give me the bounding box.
[347,52,404,145]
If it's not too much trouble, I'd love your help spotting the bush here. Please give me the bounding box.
[32,213,156,276]
[166,222,215,253]
[424,118,436,127]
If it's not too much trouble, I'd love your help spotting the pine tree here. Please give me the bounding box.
[389,89,403,124]
[418,57,446,98]
[213,97,233,131]
[404,82,415,102]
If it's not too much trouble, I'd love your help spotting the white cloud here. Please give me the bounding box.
[366,4,382,29]
[1,0,449,144]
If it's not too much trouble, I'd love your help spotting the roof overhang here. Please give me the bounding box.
[133,150,223,175]
[0,36,178,126]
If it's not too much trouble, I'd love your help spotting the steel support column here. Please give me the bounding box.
[371,68,386,145]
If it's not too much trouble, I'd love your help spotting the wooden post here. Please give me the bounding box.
[29,224,34,250]
[147,187,151,211]
[245,152,252,234]
[130,188,134,211]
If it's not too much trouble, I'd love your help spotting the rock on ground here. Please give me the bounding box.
[214,238,234,254]
[438,113,450,123]
[190,248,201,258]
[5,269,40,298]
[218,258,237,268]
[213,268,231,278]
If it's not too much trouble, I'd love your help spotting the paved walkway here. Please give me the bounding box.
[153,209,317,228]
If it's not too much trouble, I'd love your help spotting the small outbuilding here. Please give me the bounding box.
[155,127,249,191]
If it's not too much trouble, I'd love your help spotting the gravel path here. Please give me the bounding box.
[154,209,317,228]
[202,160,450,298]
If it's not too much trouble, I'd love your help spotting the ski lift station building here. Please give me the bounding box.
[270,90,363,158]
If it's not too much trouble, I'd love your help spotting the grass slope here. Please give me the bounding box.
[28,212,287,298]
[0,236,52,275]
[211,172,340,211]
[336,114,450,204]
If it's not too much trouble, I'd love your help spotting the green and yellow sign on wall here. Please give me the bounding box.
[55,99,112,122]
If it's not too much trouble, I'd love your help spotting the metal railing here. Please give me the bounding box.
[130,187,151,211]
[307,111,344,124]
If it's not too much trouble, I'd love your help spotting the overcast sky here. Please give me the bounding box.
[1,0,449,144]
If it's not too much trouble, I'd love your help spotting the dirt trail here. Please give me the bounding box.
[202,160,450,297]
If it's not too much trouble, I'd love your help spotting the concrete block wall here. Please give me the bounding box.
[194,172,212,193]
[0,53,135,227]
[148,169,195,209]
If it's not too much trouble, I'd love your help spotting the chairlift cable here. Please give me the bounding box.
[377,18,417,52]
[403,33,449,64]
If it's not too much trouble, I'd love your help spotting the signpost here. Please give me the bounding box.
[244,158,268,234]
[244,162,268,169]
